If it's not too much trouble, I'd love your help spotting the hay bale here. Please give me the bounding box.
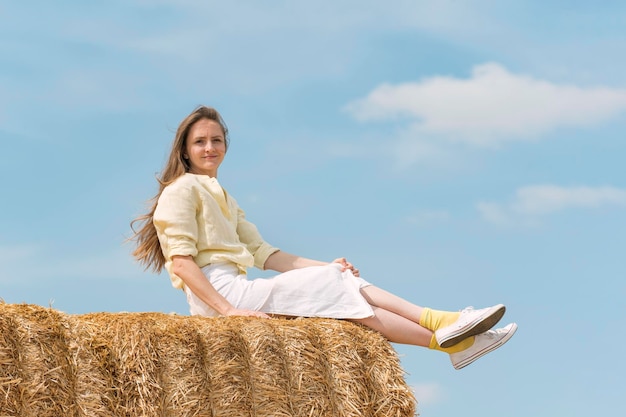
[0,303,416,417]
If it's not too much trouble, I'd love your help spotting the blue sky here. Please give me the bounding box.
[2,1,626,416]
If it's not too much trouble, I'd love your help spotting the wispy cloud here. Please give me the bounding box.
[477,185,626,225]
[411,382,445,406]
[345,63,626,147]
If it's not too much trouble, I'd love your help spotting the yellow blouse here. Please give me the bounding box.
[153,173,279,289]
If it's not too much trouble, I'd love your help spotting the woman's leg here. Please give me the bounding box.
[351,285,465,348]
[359,285,425,324]
[351,306,432,346]
[358,285,506,349]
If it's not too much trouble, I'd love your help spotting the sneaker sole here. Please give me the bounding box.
[437,304,506,348]
[453,323,518,370]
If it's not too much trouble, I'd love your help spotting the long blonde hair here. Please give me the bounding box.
[130,106,230,272]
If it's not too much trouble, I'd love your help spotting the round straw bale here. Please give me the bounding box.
[0,303,76,417]
[274,318,337,416]
[0,303,416,417]
[150,313,214,417]
[64,312,117,417]
[238,318,294,417]
[0,305,22,416]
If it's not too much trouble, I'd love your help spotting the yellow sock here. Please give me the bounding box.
[428,334,475,354]
[419,307,460,332]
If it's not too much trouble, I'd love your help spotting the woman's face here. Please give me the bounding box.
[184,119,227,177]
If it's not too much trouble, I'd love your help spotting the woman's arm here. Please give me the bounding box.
[263,251,360,276]
[171,255,270,318]
[262,250,326,272]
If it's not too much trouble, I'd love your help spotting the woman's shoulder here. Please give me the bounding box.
[161,173,199,197]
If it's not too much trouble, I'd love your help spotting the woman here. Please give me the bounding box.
[131,105,517,370]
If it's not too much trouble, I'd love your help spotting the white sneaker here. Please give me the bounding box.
[435,304,506,348]
[450,323,518,370]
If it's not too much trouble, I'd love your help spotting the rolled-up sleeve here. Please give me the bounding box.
[236,206,279,269]
[154,184,199,259]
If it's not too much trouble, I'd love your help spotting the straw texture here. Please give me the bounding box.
[0,303,416,417]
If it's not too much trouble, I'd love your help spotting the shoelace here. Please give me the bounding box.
[481,329,498,339]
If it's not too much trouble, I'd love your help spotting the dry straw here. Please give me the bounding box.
[0,303,416,417]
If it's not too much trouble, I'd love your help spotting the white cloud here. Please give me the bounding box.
[390,135,452,170]
[411,382,444,406]
[477,185,626,225]
[345,63,626,146]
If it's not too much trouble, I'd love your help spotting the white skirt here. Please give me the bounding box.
[184,263,375,319]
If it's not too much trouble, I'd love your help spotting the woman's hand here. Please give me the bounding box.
[332,257,360,277]
[224,307,271,319]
